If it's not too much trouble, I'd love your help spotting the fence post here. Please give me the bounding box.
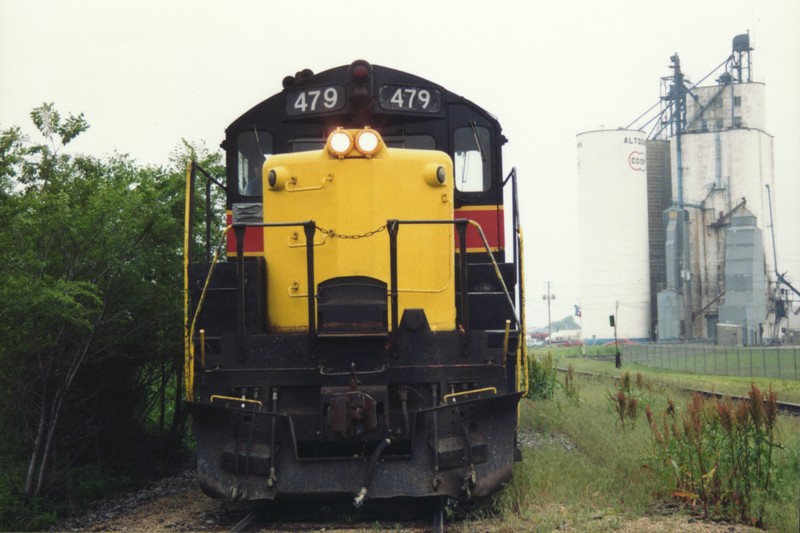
[749,347,753,378]
[703,345,707,374]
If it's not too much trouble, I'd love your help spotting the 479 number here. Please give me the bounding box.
[388,87,432,109]
[292,87,339,113]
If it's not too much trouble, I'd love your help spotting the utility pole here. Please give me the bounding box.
[542,282,555,344]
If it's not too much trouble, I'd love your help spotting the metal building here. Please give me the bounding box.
[645,140,672,338]
[668,69,776,342]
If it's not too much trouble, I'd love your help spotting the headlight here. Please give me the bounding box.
[327,128,354,158]
[355,128,381,157]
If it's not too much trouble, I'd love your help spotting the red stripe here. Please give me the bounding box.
[226,213,264,255]
[454,207,504,250]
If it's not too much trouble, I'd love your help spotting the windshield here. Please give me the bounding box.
[237,130,273,196]
[454,125,491,192]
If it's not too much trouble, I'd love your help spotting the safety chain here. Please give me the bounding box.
[315,224,387,240]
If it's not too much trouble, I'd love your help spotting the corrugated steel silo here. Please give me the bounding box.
[646,139,672,338]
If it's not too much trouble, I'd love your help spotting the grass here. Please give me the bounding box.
[552,352,800,405]
[623,344,800,381]
[494,359,800,532]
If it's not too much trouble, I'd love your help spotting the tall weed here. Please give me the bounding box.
[527,352,558,400]
[606,371,647,431]
[644,384,782,526]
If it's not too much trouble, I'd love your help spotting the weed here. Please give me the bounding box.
[527,352,558,400]
[606,371,641,431]
[563,364,580,400]
[644,383,783,526]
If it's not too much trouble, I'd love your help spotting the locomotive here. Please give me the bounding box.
[183,60,529,516]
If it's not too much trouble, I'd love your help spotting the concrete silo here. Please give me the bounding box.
[671,79,776,341]
[577,129,652,343]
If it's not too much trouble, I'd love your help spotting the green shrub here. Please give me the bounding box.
[527,352,558,400]
[0,487,56,532]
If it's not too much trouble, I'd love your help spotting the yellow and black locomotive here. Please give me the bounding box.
[184,60,528,515]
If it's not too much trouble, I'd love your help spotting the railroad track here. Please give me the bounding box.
[558,368,800,416]
[226,497,445,533]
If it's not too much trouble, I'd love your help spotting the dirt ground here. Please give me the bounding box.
[53,481,764,533]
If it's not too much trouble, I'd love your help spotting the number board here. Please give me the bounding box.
[378,85,442,113]
[285,86,345,116]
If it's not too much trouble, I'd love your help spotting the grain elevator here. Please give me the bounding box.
[577,34,794,345]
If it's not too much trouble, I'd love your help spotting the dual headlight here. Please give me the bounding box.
[327,127,382,159]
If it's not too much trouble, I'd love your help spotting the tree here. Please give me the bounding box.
[0,104,189,497]
[550,315,580,331]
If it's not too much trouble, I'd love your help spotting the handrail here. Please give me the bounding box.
[185,220,318,401]
[465,220,521,331]
[210,394,264,409]
[387,218,520,330]
[185,225,231,400]
[502,166,529,397]
[183,159,226,401]
[517,225,529,395]
[183,161,193,400]
[443,387,497,403]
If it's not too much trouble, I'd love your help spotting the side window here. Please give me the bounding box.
[454,125,491,192]
[237,130,273,196]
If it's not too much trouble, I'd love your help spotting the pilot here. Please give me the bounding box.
[244,157,264,196]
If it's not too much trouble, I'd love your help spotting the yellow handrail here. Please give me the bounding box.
[442,387,497,404]
[210,395,264,409]
[502,319,511,365]
[183,161,193,401]
[184,225,232,400]
[463,218,527,397]
[517,225,529,395]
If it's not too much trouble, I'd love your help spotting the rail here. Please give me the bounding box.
[184,202,527,400]
[183,160,226,401]
[503,166,528,396]
[442,387,497,403]
[210,394,264,410]
[387,219,520,357]
[184,217,319,399]
[184,225,231,400]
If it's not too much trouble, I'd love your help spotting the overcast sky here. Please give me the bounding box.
[1,0,798,326]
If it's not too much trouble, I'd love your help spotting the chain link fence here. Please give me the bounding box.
[621,342,800,380]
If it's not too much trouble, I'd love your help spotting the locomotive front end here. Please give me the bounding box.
[185,61,525,515]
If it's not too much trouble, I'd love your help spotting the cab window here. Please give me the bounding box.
[237,130,273,196]
[454,125,491,192]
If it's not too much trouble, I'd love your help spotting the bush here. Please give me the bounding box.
[527,352,558,400]
[0,487,56,532]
